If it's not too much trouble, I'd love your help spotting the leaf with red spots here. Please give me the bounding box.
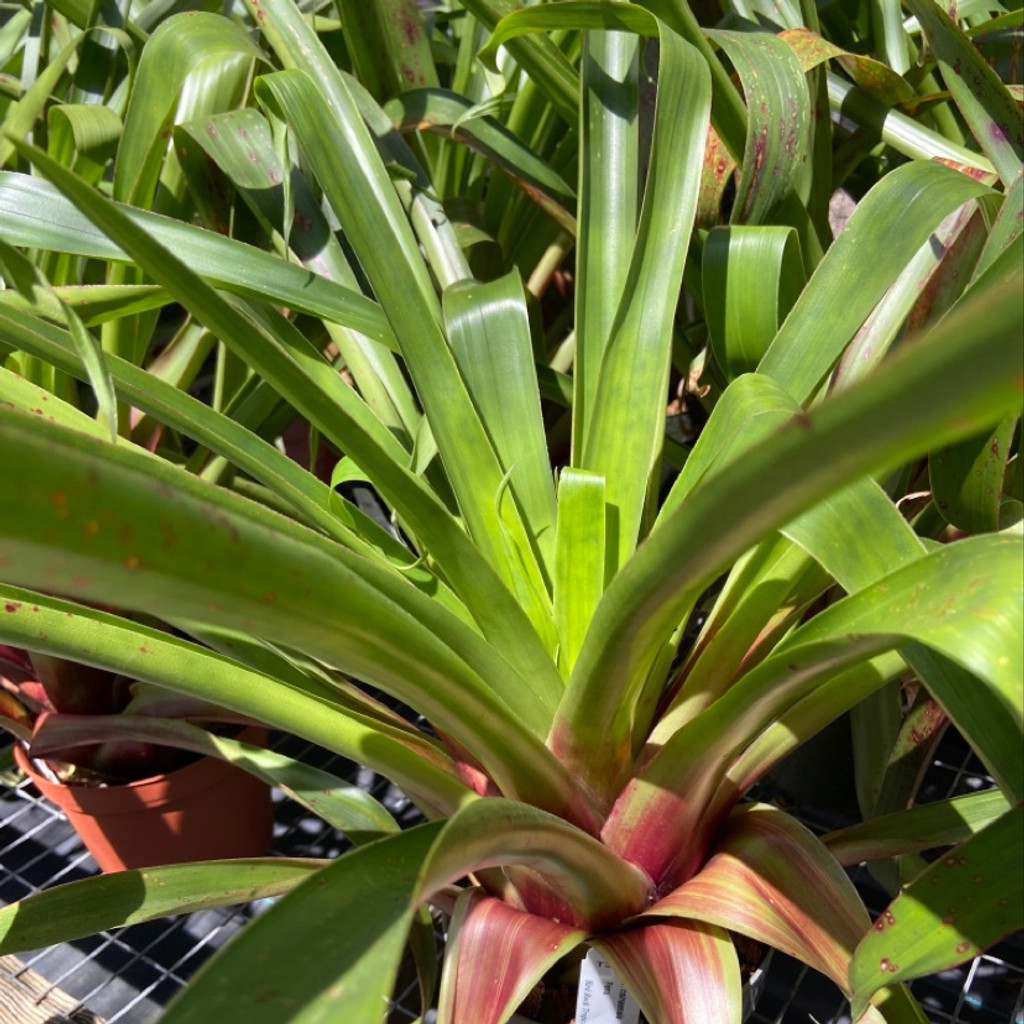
[850,804,1024,1017]
[902,0,1023,186]
[706,29,811,226]
[779,28,914,106]
[697,124,737,228]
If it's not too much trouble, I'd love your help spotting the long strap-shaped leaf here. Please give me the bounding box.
[595,921,742,1024]
[113,12,263,207]
[156,799,650,1023]
[581,23,710,571]
[0,171,394,345]
[550,261,1022,807]
[7,139,562,708]
[0,859,325,955]
[178,106,419,444]
[0,413,592,824]
[244,0,553,635]
[708,28,810,226]
[606,535,1022,885]
[444,272,558,585]
[0,304,454,606]
[30,715,400,839]
[902,0,1022,187]
[573,27,639,458]
[462,0,580,125]
[849,804,1024,1019]
[0,583,469,817]
[437,888,585,1024]
[757,160,993,403]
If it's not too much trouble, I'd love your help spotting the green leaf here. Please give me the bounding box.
[707,29,810,226]
[338,0,438,103]
[160,823,445,1024]
[0,859,323,955]
[850,805,1024,1017]
[902,643,1023,803]
[0,171,395,346]
[930,416,1018,534]
[113,11,263,206]
[611,535,1022,885]
[254,67,554,644]
[782,479,925,592]
[0,366,109,439]
[757,160,992,403]
[824,73,995,173]
[47,103,122,187]
[0,283,171,327]
[384,87,577,225]
[0,31,88,168]
[555,267,1022,803]
[554,469,606,677]
[31,715,400,839]
[0,303,443,593]
[824,789,1012,865]
[0,413,588,820]
[828,202,985,393]
[162,798,650,1022]
[573,28,639,459]
[0,239,118,440]
[476,1,657,69]
[462,0,581,125]
[176,106,419,444]
[703,226,805,380]
[580,25,711,571]
[972,172,1022,282]
[902,0,1022,186]
[444,271,557,582]
[6,139,560,708]
[0,583,468,816]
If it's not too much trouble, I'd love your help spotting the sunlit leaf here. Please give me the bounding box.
[850,805,1024,1016]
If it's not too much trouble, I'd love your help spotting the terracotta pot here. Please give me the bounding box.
[14,730,273,872]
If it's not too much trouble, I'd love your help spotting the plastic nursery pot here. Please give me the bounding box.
[14,729,273,872]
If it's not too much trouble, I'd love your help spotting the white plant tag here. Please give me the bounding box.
[575,948,641,1024]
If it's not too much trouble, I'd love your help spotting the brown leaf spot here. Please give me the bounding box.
[3,602,22,613]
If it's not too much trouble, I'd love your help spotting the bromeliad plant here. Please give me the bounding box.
[0,0,1022,1021]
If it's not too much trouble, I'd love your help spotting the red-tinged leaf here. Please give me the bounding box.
[594,919,741,1024]
[902,0,1022,186]
[0,691,31,741]
[779,27,914,106]
[645,804,869,993]
[437,888,585,1024]
[697,124,737,229]
[707,29,810,226]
